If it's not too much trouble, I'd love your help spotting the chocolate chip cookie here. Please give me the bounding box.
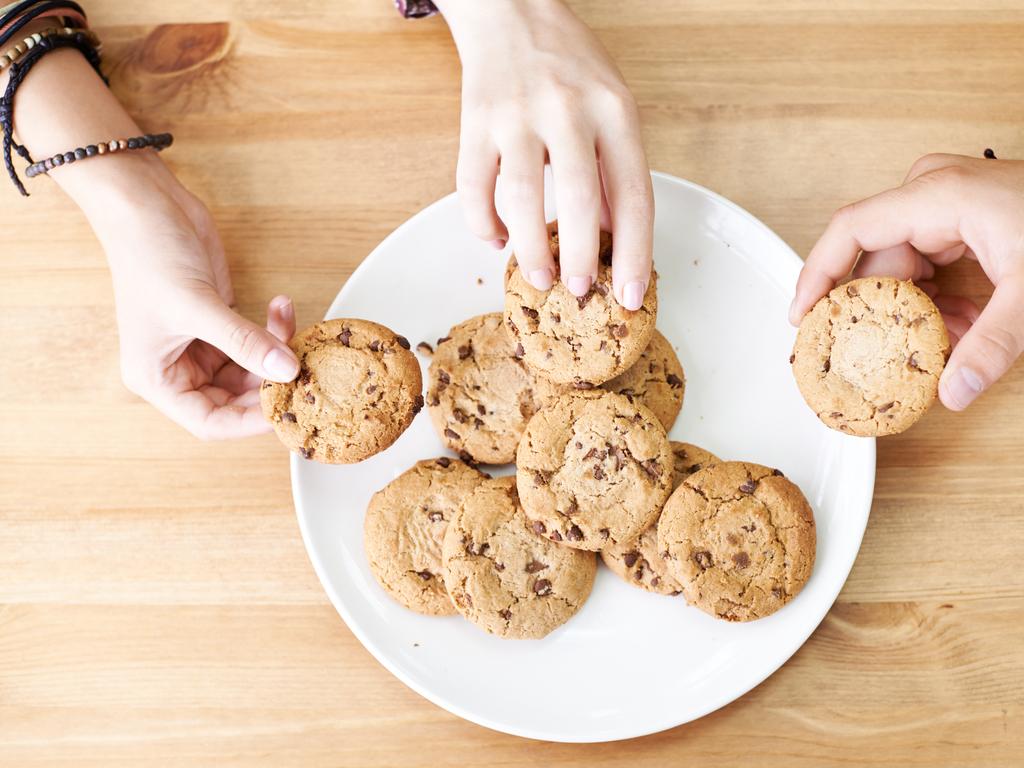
[516,390,674,551]
[791,277,950,436]
[601,442,720,595]
[260,318,423,463]
[504,222,657,387]
[658,461,816,622]
[441,476,597,639]
[599,329,685,431]
[364,458,487,615]
[427,313,557,465]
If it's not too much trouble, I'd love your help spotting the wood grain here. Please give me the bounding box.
[2,1,1023,764]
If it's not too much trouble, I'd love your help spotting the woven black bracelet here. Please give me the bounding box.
[0,30,103,195]
[0,0,87,46]
[26,132,173,177]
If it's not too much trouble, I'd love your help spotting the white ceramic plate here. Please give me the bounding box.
[291,171,875,743]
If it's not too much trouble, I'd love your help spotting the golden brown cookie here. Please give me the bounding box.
[791,277,950,436]
[600,442,720,595]
[260,319,423,463]
[599,330,685,431]
[441,476,597,639]
[504,222,657,388]
[426,313,556,465]
[658,461,816,622]
[363,457,487,615]
[515,390,674,551]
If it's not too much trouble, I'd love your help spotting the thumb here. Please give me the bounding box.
[191,290,300,382]
[939,276,1024,410]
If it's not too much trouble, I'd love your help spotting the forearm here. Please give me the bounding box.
[2,26,174,227]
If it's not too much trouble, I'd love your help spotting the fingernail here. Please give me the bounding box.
[622,280,645,311]
[528,268,553,291]
[279,297,294,320]
[788,298,801,326]
[567,275,592,297]
[944,365,983,410]
[489,239,507,250]
[264,347,299,382]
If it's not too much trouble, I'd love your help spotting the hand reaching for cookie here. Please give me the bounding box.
[790,154,1024,411]
[435,0,654,309]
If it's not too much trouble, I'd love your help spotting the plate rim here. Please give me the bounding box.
[290,170,877,743]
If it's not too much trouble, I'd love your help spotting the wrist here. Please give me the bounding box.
[435,0,563,53]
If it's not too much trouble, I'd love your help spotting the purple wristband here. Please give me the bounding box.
[395,0,438,18]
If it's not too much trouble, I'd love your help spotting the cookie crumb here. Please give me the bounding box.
[416,341,433,356]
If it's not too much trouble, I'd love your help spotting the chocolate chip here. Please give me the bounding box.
[878,401,894,413]
[577,292,593,310]
[369,340,380,352]
[876,281,882,289]
[414,570,433,581]
[533,579,553,596]
[453,408,468,424]
[599,528,609,540]
[772,469,783,476]
[830,411,843,419]
[567,525,584,541]
[416,341,433,355]
[594,283,608,297]
[282,412,297,423]
[494,562,505,572]
[623,551,639,568]
[593,465,605,480]
[739,479,758,493]
[732,551,750,568]
[366,385,377,394]
[613,323,629,338]
[521,306,539,320]
[337,328,352,346]
[531,520,547,534]
[438,371,450,385]
[788,354,795,365]
[473,417,484,428]
[741,523,756,532]
[666,373,683,388]
[428,395,440,407]
[428,511,444,522]
[411,394,424,414]
[436,457,451,468]
[641,459,662,481]
[693,551,713,570]
[476,404,486,416]
[566,499,579,516]
[514,343,525,359]
[300,447,314,459]
[609,446,625,471]
[907,354,920,370]
[533,471,550,487]
[551,312,561,323]
[525,560,548,573]
[458,343,473,360]
[574,380,595,390]
[685,464,702,475]
[550,531,563,542]
[650,577,660,587]
[499,609,511,620]
[575,441,583,450]
[464,539,489,556]
[772,588,784,600]
[458,450,476,465]
[304,393,315,404]
[299,369,311,385]
[444,428,461,440]
[823,359,831,373]
[395,335,410,350]
[633,569,643,581]
[436,335,451,346]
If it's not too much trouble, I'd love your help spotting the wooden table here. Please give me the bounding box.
[3,1,1022,764]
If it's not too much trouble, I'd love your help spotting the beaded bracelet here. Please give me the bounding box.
[0,0,86,45]
[0,25,99,73]
[25,132,173,177]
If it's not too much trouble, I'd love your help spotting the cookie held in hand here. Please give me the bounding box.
[791,277,950,436]
[504,222,657,388]
[260,318,423,463]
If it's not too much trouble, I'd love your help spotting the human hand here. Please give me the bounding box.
[790,154,1024,411]
[435,0,654,309]
[86,154,299,439]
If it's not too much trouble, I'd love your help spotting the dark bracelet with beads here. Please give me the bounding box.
[25,132,173,177]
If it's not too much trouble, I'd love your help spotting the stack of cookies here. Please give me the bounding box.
[262,223,818,639]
